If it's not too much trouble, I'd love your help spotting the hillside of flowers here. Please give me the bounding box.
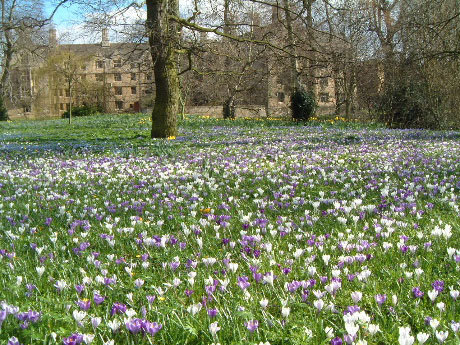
[0,115,459,345]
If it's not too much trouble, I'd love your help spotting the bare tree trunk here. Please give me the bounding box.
[282,0,300,91]
[0,29,13,121]
[69,81,72,124]
[147,0,180,138]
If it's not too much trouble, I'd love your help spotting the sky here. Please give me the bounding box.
[44,1,78,29]
[43,0,196,43]
[43,1,147,43]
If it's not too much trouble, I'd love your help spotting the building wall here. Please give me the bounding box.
[8,28,352,120]
[8,32,154,120]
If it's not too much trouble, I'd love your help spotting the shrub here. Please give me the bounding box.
[0,96,8,121]
[62,104,101,119]
[291,88,317,121]
[377,79,439,129]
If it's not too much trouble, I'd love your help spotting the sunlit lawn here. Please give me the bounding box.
[0,114,459,345]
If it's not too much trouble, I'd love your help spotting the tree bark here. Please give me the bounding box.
[69,81,72,124]
[282,0,300,92]
[147,0,180,138]
[0,25,13,121]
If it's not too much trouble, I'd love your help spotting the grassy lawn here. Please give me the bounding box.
[0,114,459,344]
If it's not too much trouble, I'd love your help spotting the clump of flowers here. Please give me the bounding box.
[125,318,162,336]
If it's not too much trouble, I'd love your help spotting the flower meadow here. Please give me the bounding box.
[0,115,459,345]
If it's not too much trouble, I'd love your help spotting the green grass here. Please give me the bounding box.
[0,114,459,345]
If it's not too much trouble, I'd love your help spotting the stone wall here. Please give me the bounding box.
[185,104,337,118]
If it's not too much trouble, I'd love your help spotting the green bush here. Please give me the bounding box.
[291,88,317,121]
[62,104,101,119]
[377,79,438,129]
[0,96,8,121]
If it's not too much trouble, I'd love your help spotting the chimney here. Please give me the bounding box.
[49,28,57,48]
[102,28,110,47]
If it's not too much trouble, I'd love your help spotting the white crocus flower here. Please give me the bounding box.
[209,321,220,336]
[260,299,268,309]
[73,310,86,323]
[351,291,362,303]
[416,332,429,344]
[83,334,95,344]
[281,306,290,318]
[435,330,448,343]
[313,299,324,311]
[36,266,45,277]
[398,326,414,345]
[107,319,121,331]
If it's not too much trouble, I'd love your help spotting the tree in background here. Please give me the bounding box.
[0,0,70,120]
[40,49,89,124]
[1,0,45,120]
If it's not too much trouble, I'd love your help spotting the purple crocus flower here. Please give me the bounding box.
[16,310,40,323]
[111,302,127,316]
[0,309,7,324]
[126,318,143,334]
[26,310,40,323]
[75,285,85,294]
[94,294,105,305]
[62,333,83,345]
[237,276,250,290]
[170,261,180,270]
[125,318,162,336]
[147,295,157,303]
[144,321,162,335]
[432,280,444,292]
[375,294,387,305]
[412,287,424,298]
[8,337,23,345]
[343,334,355,344]
[331,337,343,345]
[76,300,91,311]
[245,319,259,332]
[207,308,218,318]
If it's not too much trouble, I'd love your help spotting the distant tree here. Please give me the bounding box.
[40,49,89,124]
[0,0,69,120]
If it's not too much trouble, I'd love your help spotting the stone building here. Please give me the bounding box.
[8,29,153,119]
[8,18,354,120]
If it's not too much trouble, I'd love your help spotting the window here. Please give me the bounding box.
[115,100,124,110]
[129,103,134,109]
[96,60,104,69]
[131,86,137,95]
[320,92,330,103]
[146,73,152,81]
[144,88,152,95]
[59,89,63,97]
[320,78,329,88]
[115,86,123,95]
[96,74,104,82]
[113,59,122,68]
[66,103,70,110]
[60,103,64,110]
[277,92,285,103]
[131,73,136,81]
[114,73,122,81]
[65,89,70,97]
[23,105,31,113]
